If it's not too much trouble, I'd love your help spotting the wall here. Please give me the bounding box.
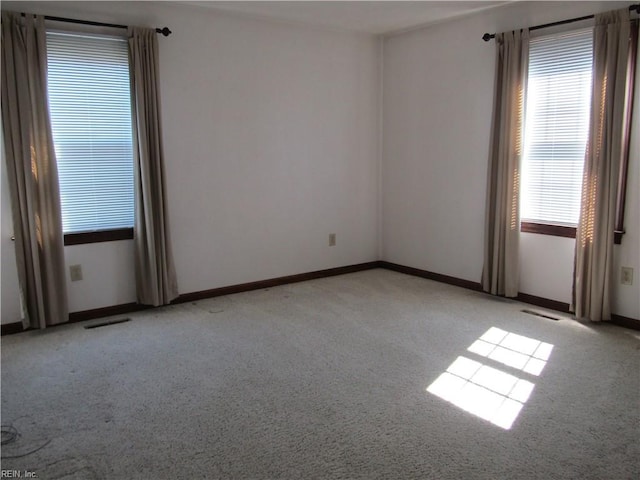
[0,1,380,322]
[382,1,640,319]
[1,130,22,324]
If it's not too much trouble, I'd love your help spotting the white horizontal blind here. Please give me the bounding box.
[47,31,134,234]
[521,28,593,226]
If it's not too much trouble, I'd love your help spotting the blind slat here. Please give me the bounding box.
[47,31,134,234]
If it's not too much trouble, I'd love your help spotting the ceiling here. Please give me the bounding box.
[182,1,513,35]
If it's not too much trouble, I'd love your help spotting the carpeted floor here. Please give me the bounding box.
[1,269,639,479]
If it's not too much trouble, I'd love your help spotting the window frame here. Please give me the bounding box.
[520,222,577,240]
[63,228,133,246]
[521,223,624,245]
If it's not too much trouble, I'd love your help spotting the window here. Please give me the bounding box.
[520,28,593,236]
[520,25,636,244]
[47,31,134,245]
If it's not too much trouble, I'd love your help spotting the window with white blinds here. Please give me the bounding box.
[47,31,134,235]
[521,28,593,227]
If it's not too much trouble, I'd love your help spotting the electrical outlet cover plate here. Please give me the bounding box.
[621,267,633,285]
[70,264,83,282]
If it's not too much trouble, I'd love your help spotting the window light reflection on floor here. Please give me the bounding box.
[468,327,553,376]
[427,328,553,430]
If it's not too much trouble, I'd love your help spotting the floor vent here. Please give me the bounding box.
[84,318,130,329]
[521,309,560,321]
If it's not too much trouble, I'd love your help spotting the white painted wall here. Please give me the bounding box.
[0,1,380,319]
[159,4,380,293]
[1,131,22,324]
[612,69,640,320]
[62,242,136,313]
[382,1,640,319]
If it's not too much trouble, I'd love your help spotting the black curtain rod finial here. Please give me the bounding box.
[482,33,495,42]
[156,27,172,37]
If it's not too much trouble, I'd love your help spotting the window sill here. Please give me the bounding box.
[64,228,133,246]
[520,222,623,245]
[520,222,576,239]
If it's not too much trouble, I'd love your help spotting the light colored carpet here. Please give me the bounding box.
[1,269,639,479]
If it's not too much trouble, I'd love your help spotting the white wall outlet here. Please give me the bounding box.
[70,264,83,282]
[329,233,336,246]
[621,267,633,285]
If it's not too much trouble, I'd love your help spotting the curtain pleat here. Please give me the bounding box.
[1,12,68,328]
[482,30,529,298]
[128,27,178,306]
[573,9,635,321]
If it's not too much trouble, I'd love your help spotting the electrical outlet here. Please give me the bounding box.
[621,267,633,285]
[70,264,83,282]
[329,233,336,246]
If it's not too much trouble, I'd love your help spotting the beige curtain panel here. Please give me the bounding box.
[1,12,68,328]
[573,9,636,321]
[482,29,529,298]
[129,26,179,306]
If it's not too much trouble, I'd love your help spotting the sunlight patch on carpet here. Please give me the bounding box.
[467,327,553,376]
[427,328,553,430]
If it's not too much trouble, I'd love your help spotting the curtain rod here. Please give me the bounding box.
[20,13,172,36]
[482,3,639,41]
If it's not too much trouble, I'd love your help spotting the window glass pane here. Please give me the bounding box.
[521,28,593,227]
[47,31,134,234]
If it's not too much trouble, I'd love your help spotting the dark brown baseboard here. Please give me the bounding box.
[379,261,483,292]
[3,260,637,335]
[1,321,25,336]
[610,314,640,331]
[515,292,571,314]
[68,302,151,323]
[1,303,151,336]
[511,293,639,331]
[174,262,382,304]
[1,262,381,336]
[379,261,640,331]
